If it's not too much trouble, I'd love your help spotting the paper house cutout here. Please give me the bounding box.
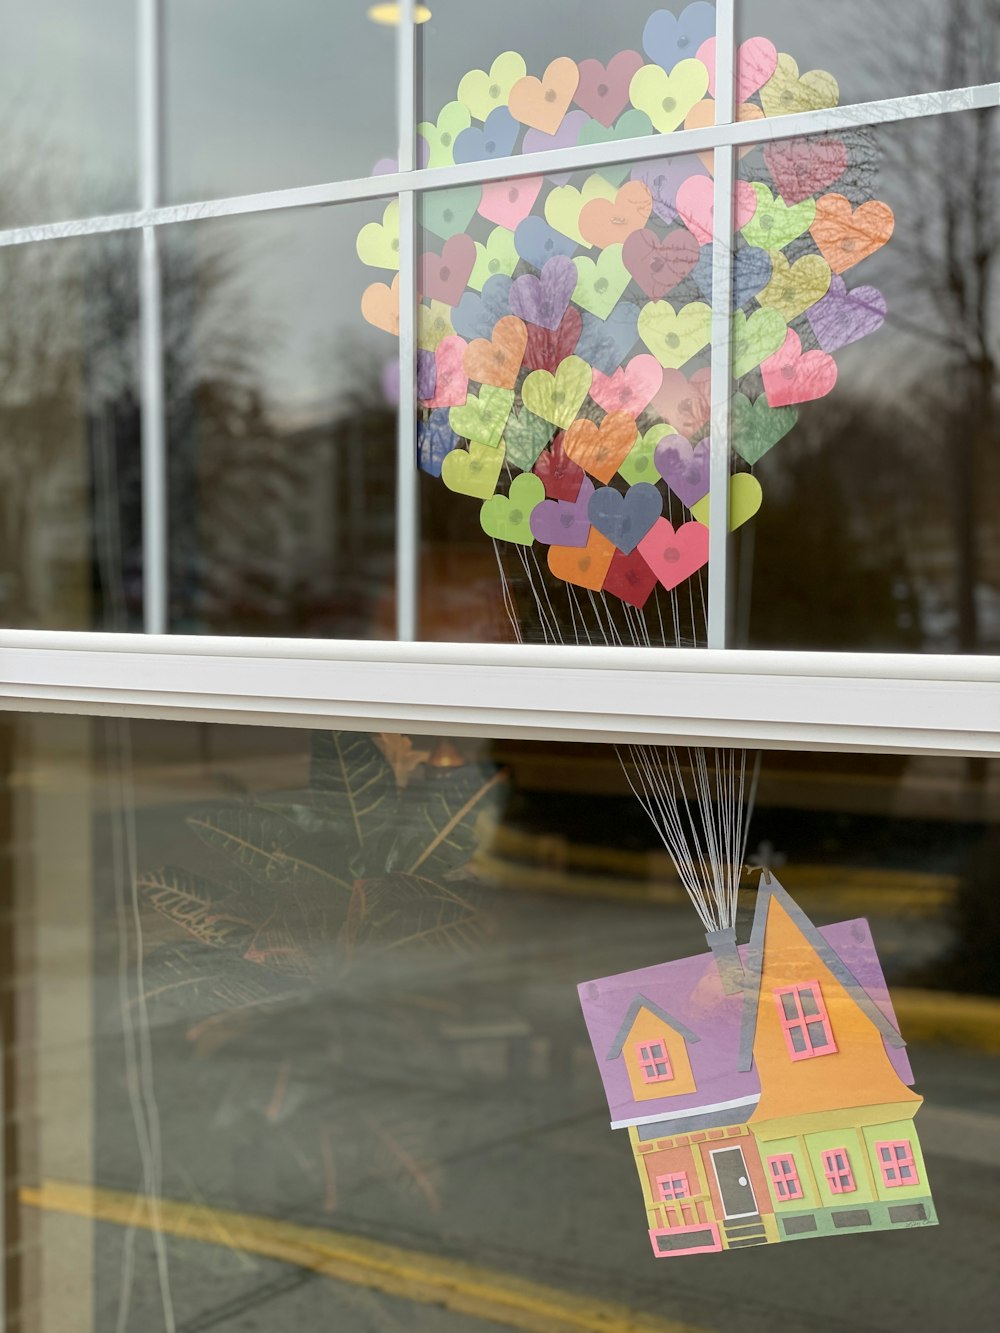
[577,875,937,1257]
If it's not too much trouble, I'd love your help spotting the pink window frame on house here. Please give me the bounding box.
[636,1037,673,1083]
[876,1139,919,1187]
[767,1153,804,1201]
[773,980,838,1060]
[821,1148,856,1194]
[655,1171,690,1202]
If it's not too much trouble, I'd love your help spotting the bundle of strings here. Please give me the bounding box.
[493,508,760,934]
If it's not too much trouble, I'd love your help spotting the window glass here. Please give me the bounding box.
[0,234,141,630]
[164,200,398,635]
[2,713,998,1328]
[0,0,137,226]
[163,0,397,203]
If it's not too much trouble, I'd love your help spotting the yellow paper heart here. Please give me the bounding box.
[457,51,527,121]
[355,199,400,271]
[441,441,506,499]
[417,100,473,168]
[757,252,832,322]
[544,174,616,246]
[418,300,455,351]
[521,355,593,430]
[628,59,710,133]
[759,53,839,118]
[690,474,763,531]
[636,300,712,369]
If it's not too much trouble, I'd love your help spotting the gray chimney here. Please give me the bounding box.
[705,926,745,995]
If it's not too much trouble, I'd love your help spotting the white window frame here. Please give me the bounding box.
[0,1,998,752]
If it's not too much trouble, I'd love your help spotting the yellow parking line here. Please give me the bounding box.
[21,1180,707,1333]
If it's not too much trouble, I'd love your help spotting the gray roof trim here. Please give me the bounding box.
[737,875,906,1073]
[605,993,701,1060]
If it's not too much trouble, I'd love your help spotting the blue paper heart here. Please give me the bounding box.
[577,304,641,375]
[451,274,513,341]
[693,245,773,310]
[514,216,577,270]
[418,409,459,477]
[453,107,520,165]
[642,2,716,72]
[587,482,663,554]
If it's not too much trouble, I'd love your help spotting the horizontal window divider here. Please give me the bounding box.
[1,633,997,756]
[1,83,995,249]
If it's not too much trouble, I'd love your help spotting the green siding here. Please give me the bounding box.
[758,1134,820,1211]
[862,1120,931,1202]
[804,1126,876,1206]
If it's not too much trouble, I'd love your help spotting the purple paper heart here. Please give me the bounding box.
[587,482,662,554]
[417,349,437,403]
[510,255,577,331]
[530,477,595,547]
[631,156,709,224]
[642,2,716,71]
[654,434,710,509]
[523,110,589,184]
[381,358,400,405]
[373,137,430,175]
[807,274,887,353]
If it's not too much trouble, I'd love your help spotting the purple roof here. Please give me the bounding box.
[578,914,912,1127]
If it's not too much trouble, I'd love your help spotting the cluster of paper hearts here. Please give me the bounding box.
[356,3,894,607]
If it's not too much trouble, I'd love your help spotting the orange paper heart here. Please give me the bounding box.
[578,181,653,249]
[547,526,616,590]
[509,57,580,133]
[361,273,400,335]
[810,194,894,274]
[463,316,528,390]
[562,411,638,484]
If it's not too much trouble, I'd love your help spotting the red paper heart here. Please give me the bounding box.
[533,430,586,501]
[622,227,700,300]
[637,518,710,592]
[574,51,645,126]
[763,137,848,207]
[603,546,659,607]
[420,234,477,306]
[522,305,583,372]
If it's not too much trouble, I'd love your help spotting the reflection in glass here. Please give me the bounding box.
[2,713,998,1329]
[0,234,142,630]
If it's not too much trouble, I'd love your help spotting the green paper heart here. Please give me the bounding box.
[479,472,545,544]
[417,300,455,351]
[757,252,831,322]
[741,182,816,252]
[731,393,798,465]
[457,51,527,121]
[505,408,556,470]
[355,199,400,271]
[628,59,709,133]
[572,244,631,319]
[469,226,519,291]
[544,173,616,246]
[690,473,763,530]
[521,356,593,430]
[578,110,653,186]
[618,422,678,486]
[449,386,514,448]
[731,308,787,378]
[417,100,473,168]
[423,185,483,241]
[637,299,712,369]
[441,441,506,499]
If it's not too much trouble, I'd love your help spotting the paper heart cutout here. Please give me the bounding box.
[421,234,477,306]
[547,525,617,589]
[572,245,632,319]
[741,182,816,251]
[731,393,798,466]
[731,307,788,378]
[545,173,617,246]
[450,275,512,341]
[579,109,653,187]
[463,316,527,390]
[684,96,765,172]
[533,430,586,501]
[423,185,482,241]
[690,474,763,531]
[523,109,589,184]
[631,156,708,223]
[676,176,757,247]
[469,226,519,291]
[810,194,895,273]
[418,100,473,168]
[509,57,580,133]
[453,106,521,165]
[510,254,578,330]
[479,472,545,545]
[636,517,709,591]
[417,348,436,403]
[589,354,662,416]
[441,441,506,499]
[522,305,584,373]
[579,180,653,248]
[514,215,578,268]
[530,476,595,546]
[522,356,593,431]
[417,409,459,477]
[622,226,699,299]
[650,366,711,439]
[761,327,837,408]
[629,59,709,133]
[448,385,514,447]
[479,175,544,229]
[588,482,662,553]
[577,304,641,375]
[458,51,528,121]
[637,299,712,369]
[506,408,556,471]
[356,199,400,270]
[806,274,886,352]
[417,299,455,351]
[763,137,848,207]
[619,423,677,486]
[603,545,660,607]
[361,273,400,335]
[692,244,773,309]
[654,433,710,509]
[760,53,839,118]
[757,252,832,322]
[698,36,778,101]
[562,411,638,483]
[642,3,716,73]
[575,51,645,126]
[425,334,469,408]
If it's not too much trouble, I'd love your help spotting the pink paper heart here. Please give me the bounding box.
[637,518,710,592]
[761,328,837,408]
[675,177,757,247]
[426,335,470,409]
[697,36,778,101]
[763,137,848,207]
[650,367,712,439]
[420,235,476,306]
[574,50,645,126]
[622,226,700,299]
[478,175,544,229]
[589,354,663,417]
